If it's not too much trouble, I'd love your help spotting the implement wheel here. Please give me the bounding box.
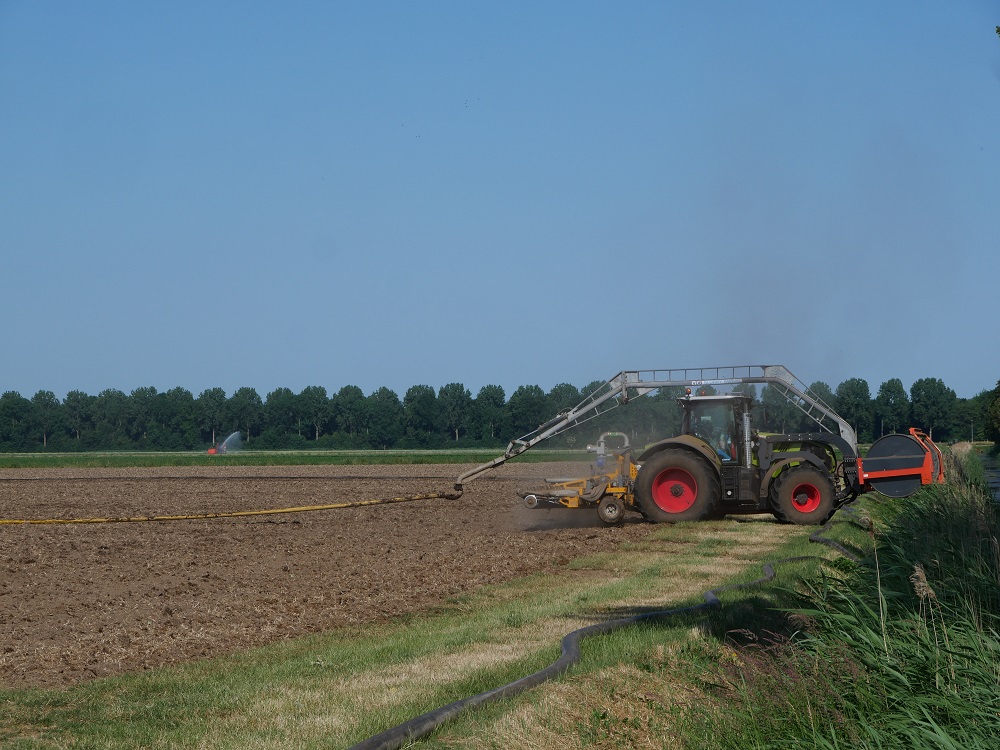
[634,449,720,523]
[771,466,835,525]
[598,496,625,525]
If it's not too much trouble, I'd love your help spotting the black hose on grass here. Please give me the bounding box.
[809,505,865,562]
[348,511,861,750]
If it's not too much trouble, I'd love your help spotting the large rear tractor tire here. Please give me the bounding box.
[770,466,836,525]
[634,449,720,523]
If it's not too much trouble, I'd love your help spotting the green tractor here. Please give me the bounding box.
[632,390,845,524]
[456,365,944,526]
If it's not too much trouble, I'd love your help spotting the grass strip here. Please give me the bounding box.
[419,515,869,749]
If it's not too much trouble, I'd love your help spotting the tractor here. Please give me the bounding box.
[455,365,944,526]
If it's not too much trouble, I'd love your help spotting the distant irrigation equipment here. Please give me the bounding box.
[207,431,242,455]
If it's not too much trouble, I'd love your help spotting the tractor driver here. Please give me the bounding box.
[709,406,736,461]
[714,430,732,461]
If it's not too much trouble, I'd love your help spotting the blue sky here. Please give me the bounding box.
[2,2,998,401]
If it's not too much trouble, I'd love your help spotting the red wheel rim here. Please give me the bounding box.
[790,483,821,513]
[651,468,698,513]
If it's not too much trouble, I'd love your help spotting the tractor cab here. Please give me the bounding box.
[678,392,754,465]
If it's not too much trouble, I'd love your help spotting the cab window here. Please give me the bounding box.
[692,404,737,461]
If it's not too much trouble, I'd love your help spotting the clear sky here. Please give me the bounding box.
[2,2,998,402]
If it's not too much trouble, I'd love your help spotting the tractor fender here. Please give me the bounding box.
[637,435,721,473]
[761,453,831,497]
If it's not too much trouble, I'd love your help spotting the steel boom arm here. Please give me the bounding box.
[454,364,856,490]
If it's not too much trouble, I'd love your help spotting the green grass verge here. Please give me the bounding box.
[421,517,871,750]
[0,514,844,749]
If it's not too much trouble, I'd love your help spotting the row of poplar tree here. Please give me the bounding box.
[0,376,996,452]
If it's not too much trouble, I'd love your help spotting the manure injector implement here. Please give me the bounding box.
[454,365,944,526]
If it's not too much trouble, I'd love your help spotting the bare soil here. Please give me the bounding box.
[0,463,657,689]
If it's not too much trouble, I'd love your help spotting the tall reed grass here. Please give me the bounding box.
[698,450,1000,749]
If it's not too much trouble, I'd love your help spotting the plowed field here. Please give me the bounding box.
[0,463,657,688]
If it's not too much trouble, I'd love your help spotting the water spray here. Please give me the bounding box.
[208,431,243,455]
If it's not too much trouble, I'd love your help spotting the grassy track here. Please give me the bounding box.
[0,511,851,749]
[416,517,863,750]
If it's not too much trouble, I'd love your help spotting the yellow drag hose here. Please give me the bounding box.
[0,489,463,525]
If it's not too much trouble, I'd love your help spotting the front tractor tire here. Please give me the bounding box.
[634,449,720,523]
[771,466,836,525]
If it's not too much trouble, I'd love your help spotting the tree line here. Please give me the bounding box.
[0,375,997,453]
